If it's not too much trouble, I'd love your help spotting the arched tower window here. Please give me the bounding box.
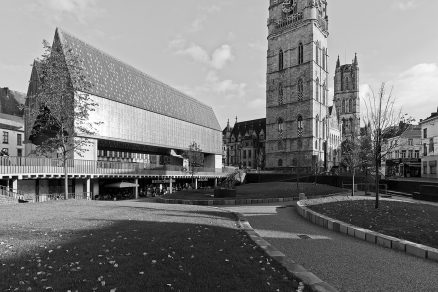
[298,42,304,65]
[278,83,284,105]
[345,77,349,91]
[315,78,319,102]
[278,159,283,167]
[322,81,326,105]
[322,118,326,139]
[349,99,353,113]
[297,78,304,101]
[297,115,303,137]
[279,49,284,71]
[322,48,326,70]
[315,115,319,138]
[278,117,284,133]
[315,42,319,64]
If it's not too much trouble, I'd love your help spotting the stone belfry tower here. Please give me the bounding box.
[334,54,360,139]
[265,0,330,172]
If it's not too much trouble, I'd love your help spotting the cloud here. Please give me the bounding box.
[204,71,246,99]
[170,38,235,70]
[393,0,418,11]
[393,63,438,119]
[31,0,103,23]
[360,63,438,122]
[178,71,246,102]
[187,5,221,33]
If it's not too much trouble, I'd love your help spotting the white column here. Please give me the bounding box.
[214,178,218,188]
[195,178,198,190]
[135,178,139,199]
[12,179,18,197]
[93,179,99,200]
[86,178,91,200]
[169,177,173,194]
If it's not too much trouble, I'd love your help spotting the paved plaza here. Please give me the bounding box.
[224,203,438,292]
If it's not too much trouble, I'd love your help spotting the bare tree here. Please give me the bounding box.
[182,141,203,187]
[27,40,100,199]
[363,83,403,208]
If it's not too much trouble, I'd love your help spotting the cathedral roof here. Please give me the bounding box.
[224,118,266,139]
[55,28,221,131]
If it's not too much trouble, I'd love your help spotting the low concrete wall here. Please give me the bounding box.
[296,196,438,263]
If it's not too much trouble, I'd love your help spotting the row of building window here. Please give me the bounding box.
[2,132,22,145]
[277,116,329,140]
[315,42,328,71]
[340,99,355,114]
[423,161,437,175]
[423,139,435,156]
[278,43,304,71]
[276,78,327,106]
[390,150,420,159]
[0,148,22,156]
[277,42,327,72]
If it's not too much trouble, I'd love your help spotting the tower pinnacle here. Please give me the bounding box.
[336,55,340,68]
[353,53,358,66]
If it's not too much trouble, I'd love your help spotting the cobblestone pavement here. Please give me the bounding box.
[223,203,438,292]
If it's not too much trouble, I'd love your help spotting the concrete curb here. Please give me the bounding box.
[296,196,438,263]
[155,193,349,206]
[218,208,339,292]
[156,197,296,206]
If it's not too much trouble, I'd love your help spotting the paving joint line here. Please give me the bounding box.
[213,206,339,292]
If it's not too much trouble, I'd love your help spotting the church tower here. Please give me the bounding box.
[334,54,360,139]
[265,0,329,172]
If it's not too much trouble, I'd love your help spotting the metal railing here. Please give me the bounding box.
[275,12,303,29]
[0,156,232,176]
[36,192,91,202]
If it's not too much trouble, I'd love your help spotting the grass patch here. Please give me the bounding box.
[163,182,344,201]
[309,200,438,249]
[0,201,296,291]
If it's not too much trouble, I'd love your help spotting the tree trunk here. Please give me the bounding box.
[352,169,355,196]
[64,157,68,200]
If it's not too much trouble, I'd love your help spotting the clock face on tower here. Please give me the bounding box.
[282,0,296,15]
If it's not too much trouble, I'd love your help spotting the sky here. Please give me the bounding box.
[1,0,438,129]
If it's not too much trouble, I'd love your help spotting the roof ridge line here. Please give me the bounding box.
[56,27,213,111]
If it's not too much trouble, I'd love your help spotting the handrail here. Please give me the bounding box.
[0,156,233,176]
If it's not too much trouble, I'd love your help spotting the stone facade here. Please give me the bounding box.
[334,55,360,140]
[0,87,25,157]
[266,0,330,172]
[420,109,438,178]
[382,124,422,178]
[223,118,266,169]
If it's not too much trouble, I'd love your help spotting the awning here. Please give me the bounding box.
[105,182,139,188]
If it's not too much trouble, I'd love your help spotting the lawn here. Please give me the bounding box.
[0,200,296,291]
[308,200,438,249]
[163,182,344,201]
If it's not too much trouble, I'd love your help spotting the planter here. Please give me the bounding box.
[214,188,237,198]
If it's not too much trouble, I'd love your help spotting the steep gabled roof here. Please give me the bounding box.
[55,28,221,131]
[227,118,266,139]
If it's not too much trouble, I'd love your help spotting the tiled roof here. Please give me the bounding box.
[56,28,221,131]
[224,118,266,138]
[0,87,25,117]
